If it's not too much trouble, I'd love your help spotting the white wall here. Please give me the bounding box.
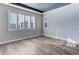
[43,3,79,42]
[0,4,43,43]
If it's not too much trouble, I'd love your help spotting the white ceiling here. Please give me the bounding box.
[22,3,70,12]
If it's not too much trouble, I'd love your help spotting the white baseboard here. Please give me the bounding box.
[0,34,42,44]
[43,34,79,45]
[1,33,79,46]
[43,34,66,41]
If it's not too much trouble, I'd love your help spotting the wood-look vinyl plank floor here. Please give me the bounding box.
[0,36,79,55]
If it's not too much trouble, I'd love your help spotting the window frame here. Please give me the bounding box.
[8,10,36,31]
[18,13,25,30]
[44,16,48,29]
[24,15,31,30]
[8,10,18,31]
[30,16,35,29]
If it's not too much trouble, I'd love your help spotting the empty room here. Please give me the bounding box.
[0,3,79,55]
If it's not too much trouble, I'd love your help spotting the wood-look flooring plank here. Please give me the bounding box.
[0,36,79,55]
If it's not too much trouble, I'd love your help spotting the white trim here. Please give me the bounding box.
[43,34,66,41]
[43,34,79,44]
[2,3,42,15]
[0,34,42,44]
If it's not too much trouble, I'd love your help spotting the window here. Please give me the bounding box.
[18,14,24,30]
[24,16,30,29]
[31,16,35,29]
[44,17,48,28]
[8,11,36,31]
[8,12,17,31]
